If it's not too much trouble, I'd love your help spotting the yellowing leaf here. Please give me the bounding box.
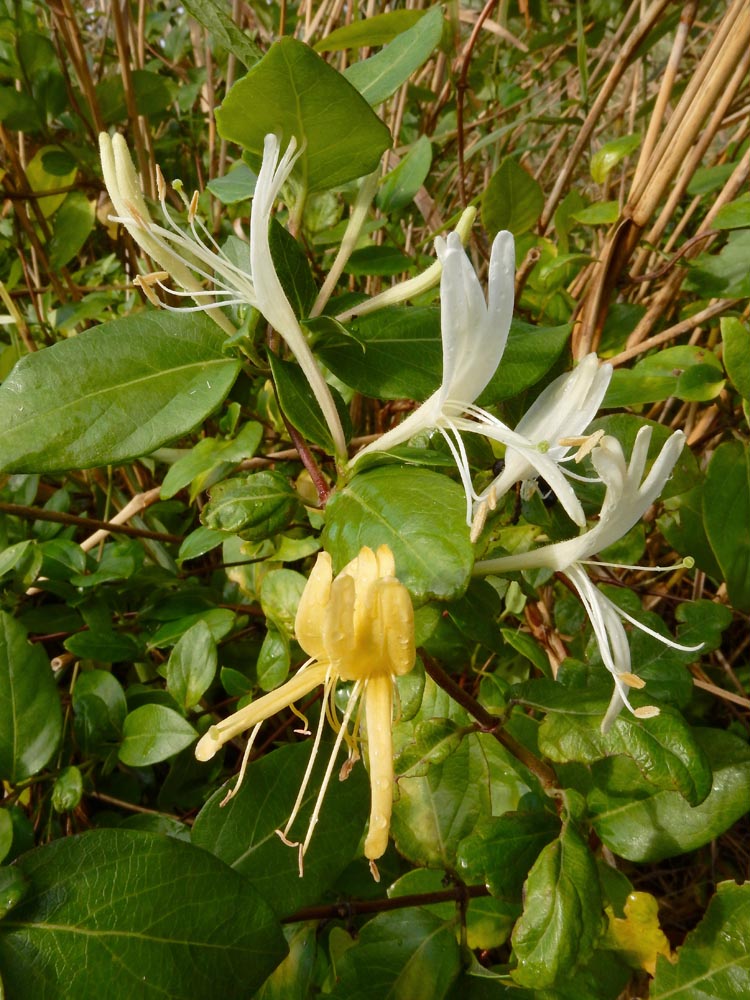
[605,891,673,975]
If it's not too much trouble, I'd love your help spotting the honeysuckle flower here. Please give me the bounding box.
[352,229,515,517]
[471,353,613,534]
[195,544,415,880]
[351,232,611,527]
[99,132,347,458]
[475,426,703,728]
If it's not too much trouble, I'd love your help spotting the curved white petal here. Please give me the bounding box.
[474,427,685,573]
[473,354,612,522]
[250,134,347,458]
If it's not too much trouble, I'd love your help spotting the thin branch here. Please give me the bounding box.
[0,502,182,544]
[282,882,490,924]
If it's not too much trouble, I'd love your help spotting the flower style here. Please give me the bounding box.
[471,353,613,533]
[474,426,702,727]
[195,544,416,880]
[99,131,346,458]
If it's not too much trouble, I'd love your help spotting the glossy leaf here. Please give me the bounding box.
[268,352,351,452]
[328,908,462,1000]
[180,0,262,66]
[651,881,750,998]
[323,466,473,603]
[314,10,424,51]
[0,312,240,473]
[192,740,369,917]
[376,136,432,212]
[590,133,641,183]
[160,421,263,500]
[589,728,750,862]
[216,38,391,193]
[538,701,712,806]
[0,830,286,999]
[511,823,605,988]
[392,677,490,869]
[119,705,198,766]
[202,471,299,539]
[165,621,217,710]
[0,612,62,783]
[457,810,561,898]
[703,440,750,609]
[319,310,568,405]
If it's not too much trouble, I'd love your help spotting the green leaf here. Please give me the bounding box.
[511,823,605,988]
[268,352,351,452]
[206,162,257,204]
[48,191,95,269]
[710,194,750,231]
[685,230,750,298]
[318,306,441,400]
[323,466,473,604]
[376,136,432,212]
[482,157,544,237]
[589,728,750,862]
[0,612,62,783]
[590,133,641,184]
[538,702,712,806]
[571,201,620,225]
[216,38,391,194]
[0,829,286,999]
[72,669,127,753]
[319,310,568,405]
[165,621,217,710]
[703,440,750,609]
[179,0,262,66]
[721,316,750,399]
[0,865,28,918]
[268,218,317,319]
[202,470,299,539]
[256,623,290,692]
[343,6,444,107]
[119,705,198,766]
[478,320,571,404]
[51,766,83,813]
[327,909,462,999]
[392,677,490,869]
[161,421,263,500]
[0,312,240,474]
[457,810,561,897]
[192,740,369,917]
[314,10,425,51]
[651,881,750,999]
[604,345,725,406]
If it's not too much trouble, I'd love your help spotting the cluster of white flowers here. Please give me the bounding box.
[100,129,700,765]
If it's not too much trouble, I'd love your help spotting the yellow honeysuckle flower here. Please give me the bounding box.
[195,544,415,880]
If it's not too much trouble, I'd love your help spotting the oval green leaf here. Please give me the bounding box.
[0,611,62,783]
[216,38,391,194]
[0,312,240,473]
[119,705,198,766]
[323,466,473,603]
[0,829,286,999]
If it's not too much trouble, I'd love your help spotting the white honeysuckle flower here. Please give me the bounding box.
[475,426,687,574]
[475,426,702,728]
[99,132,347,459]
[352,229,517,520]
[351,231,610,528]
[472,353,613,531]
